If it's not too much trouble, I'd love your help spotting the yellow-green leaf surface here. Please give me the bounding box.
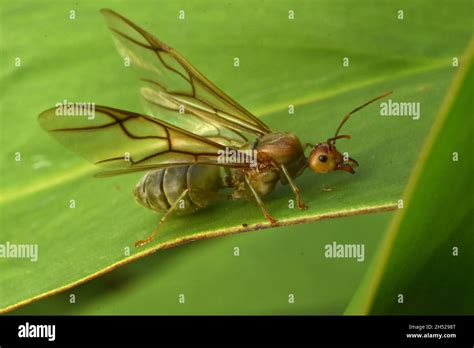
[1,0,472,313]
[346,39,474,315]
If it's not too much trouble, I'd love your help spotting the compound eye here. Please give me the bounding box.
[319,155,328,163]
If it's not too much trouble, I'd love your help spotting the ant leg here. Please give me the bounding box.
[135,188,189,248]
[243,175,278,225]
[279,164,308,210]
[304,142,314,151]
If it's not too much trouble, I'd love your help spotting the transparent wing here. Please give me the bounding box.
[100,8,271,140]
[38,105,253,176]
[140,80,249,147]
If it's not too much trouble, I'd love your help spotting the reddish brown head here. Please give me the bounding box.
[307,91,392,174]
[308,138,358,174]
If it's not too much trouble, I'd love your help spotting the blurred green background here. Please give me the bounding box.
[0,0,472,314]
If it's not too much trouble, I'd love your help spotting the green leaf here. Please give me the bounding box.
[0,0,471,313]
[10,213,395,315]
[346,39,474,315]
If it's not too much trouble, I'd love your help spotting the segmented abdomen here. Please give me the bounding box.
[133,165,223,214]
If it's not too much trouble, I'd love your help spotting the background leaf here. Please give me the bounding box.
[346,39,473,315]
[11,213,393,315]
[1,0,472,313]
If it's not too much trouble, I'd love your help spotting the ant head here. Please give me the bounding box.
[307,91,392,174]
[308,137,358,174]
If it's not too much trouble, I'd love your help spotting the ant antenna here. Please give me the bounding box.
[331,91,393,144]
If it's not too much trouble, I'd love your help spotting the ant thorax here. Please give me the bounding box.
[253,132,307,178]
